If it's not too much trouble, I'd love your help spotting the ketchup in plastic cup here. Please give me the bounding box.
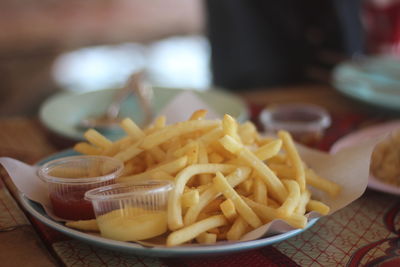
[38,156,123,220]
[260,103,331,147]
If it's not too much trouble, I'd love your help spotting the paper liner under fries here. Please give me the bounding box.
[0,91,391,247]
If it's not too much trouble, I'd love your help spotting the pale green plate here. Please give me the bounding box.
[39,87,249,141]
[332,56,400,111]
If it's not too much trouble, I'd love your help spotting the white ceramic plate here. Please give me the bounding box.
[330,121,400,195]
[22,149,318,257]
[39,87,249,141]
[20,195,318,257]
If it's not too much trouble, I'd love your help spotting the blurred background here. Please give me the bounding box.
[0,0,208,116]
[0,0,399,117]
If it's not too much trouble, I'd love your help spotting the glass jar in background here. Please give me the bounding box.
[259,103,331,147]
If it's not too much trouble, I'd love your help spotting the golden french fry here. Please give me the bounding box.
[278,130,306,192]
[226,216,249,241]
[253,176,268,205]
[243,197,307,229]
[84,129,113,149]
[120,118,145,140]
[195,232,217,244]
[294,189,311,215]
[74,142,103,155]
[198,142,212,185]
[238,121,257,145]
[113,142,143,163]
[148,146,166,163]
[220,198,237,222]
[166,215,227,247]
[181,189,200,208]
[254,139,282,161]
[141,120,220,150]
[189,109,208,120]
[219,135,288,203]
[118,156,188,183]
[222,114,241,142]
[277,179,301,217]
[305,169,341,197]
[307,199,330,215]
[183,167,251,226]
[213,172,262,228]
[168,164,237,230]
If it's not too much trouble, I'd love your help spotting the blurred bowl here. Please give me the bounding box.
[260,103,331,146]
[39,87,249,141]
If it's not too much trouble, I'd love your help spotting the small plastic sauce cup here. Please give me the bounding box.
[84,180,173,241]
[38,155,123,220]
[260,103,331,146]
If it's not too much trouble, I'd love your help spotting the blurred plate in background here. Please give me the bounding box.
[39,87,249,141]
[332,56,400,111]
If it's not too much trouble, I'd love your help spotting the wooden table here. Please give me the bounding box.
[1,85,399,267]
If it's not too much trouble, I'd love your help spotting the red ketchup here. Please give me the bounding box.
[49,190,95,220]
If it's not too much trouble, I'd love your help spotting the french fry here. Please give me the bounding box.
[305,169,341,197]
[113,142,143,163]
[168,164,237,230]
[183,167,251,226]
[166,215,227,246]
[84,129,113,149]
[117,156,188,183]
[243,197,307,229]
[278,131,306,192]
[226,216,249,241]
[254,139,282,161]
[195,232,217,244]
[213,172,262,228]
[222,114,241,142]
[189,109,207,120]
[120,118,145,140]
[219,135,288,203]
[220,198,237,222]
[307,199,330,215]
[140,120,220,150]
[181,189,200,208]
[73,142,103,155]
[277,179,301,217]
[253,176,268,205]
[295,189,311,215]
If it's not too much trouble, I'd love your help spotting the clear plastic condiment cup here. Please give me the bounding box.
[38,155,124,220]
[84,180,173,241]
[260,103,331,147]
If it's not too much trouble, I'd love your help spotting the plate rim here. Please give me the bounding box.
[20,194,318,257]
[39,87,249,141]
[332,58,400,111]
[330,120,400,196]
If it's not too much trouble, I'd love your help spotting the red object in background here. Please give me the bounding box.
[49,190,95,220]
[363,0,400,56]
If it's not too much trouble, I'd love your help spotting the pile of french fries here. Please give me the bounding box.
[70,110,341,246]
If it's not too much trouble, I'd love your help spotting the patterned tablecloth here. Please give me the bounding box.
[0,107,399,267]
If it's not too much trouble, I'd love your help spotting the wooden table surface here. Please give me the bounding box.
[0,84,399,267]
